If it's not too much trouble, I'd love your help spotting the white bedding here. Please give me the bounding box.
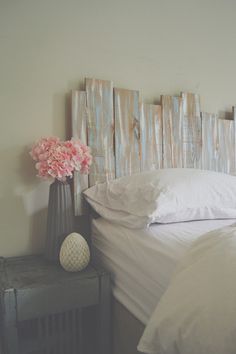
[138,223,236,354]
[85,169,236,227]
[92,218,235,325]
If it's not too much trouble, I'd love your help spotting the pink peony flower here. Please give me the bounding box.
[30,137,92,182]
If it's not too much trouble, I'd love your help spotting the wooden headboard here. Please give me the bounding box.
[72,78,236,216]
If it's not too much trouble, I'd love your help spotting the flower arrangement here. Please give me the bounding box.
[30,137,92,182]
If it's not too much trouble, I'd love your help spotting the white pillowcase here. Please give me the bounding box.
[84,168,236,228]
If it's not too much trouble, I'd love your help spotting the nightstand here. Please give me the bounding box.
[0,256,111,354]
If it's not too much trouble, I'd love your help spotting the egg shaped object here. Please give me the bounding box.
[59,232,90,272]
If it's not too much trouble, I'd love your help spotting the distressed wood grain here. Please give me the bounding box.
[162,95,183,168]
[201,112,219,171]
[71,78,236,219]
[234,106,236,174]
[140,103,163,170]
[182,92,202,168]
[86,78,115,186]
[201,112,235,173]
[114,88,140,177]
[71,90,88,216]
[218,118,235,174]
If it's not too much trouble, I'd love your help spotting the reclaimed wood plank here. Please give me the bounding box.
[201,112,219,171]
[114,88,140,177]
[86,78,115,186]
[162,95,183,168]
[202,112,235,174]
[218,118,235,173]
[182,92,202,168]
[140,103,163,170]
[71,90,88,216]
[234,106,236,175]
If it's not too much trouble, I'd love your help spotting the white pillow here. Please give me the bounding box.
[84,168,236,228]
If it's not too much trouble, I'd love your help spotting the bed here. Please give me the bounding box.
[71,77,236,354]
[92,218,236,354]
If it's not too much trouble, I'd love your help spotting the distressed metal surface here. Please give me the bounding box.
[1,256,111,354]
[162,95,183,168]
[201,112,219,171]
[71,90,88,215]
[86,78,115,186]
[182,92,202,168]
[114,88,140,177]
[140,103,162,170]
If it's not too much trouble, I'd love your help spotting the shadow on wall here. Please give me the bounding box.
[0,145,49,256]
[1,84,82,256]
[52,79,85,141]
[18,147,49,255]
[29,207,48,254]
[52,91,74,140]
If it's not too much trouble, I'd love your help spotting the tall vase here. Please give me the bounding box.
[44,179,75,261]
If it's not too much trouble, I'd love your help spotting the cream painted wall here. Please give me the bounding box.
[1,0,236,256]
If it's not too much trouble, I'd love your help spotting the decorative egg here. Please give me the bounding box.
[59,233,90,272]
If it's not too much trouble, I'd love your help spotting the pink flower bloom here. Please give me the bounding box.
[30,137,92,182]
[30,137,60,161]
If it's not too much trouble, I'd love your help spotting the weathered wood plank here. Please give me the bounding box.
[140,103,163,170]
[162,95,183,168]
[201,112,219,171]
[71,90,88,216]
[202,112,235,174]
[86,78,115,186]
[114,88,140,177]
[218,118,235,174]
[234,106,236,175]
[182,92,202,168]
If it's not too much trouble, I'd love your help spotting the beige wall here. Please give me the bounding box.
[1,0,236,256]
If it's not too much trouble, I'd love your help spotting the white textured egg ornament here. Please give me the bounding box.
[59,233,90,272]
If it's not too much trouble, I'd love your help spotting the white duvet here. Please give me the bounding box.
[138,223,236,354]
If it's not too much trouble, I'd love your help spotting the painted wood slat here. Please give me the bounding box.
[114,88,140,177]
[201,112,219,171]
[234,106,236,174]
[218,118,235,174]
[140,103,163,170]
[86,78,115,186]
[71,90,88,216]
[201,112,235,174]
[162,95,183,168]
[182,92,202,168]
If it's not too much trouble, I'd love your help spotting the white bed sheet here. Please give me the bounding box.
[92,218,236,325]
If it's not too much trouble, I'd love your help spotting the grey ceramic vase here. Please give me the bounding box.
[44,179,75,261]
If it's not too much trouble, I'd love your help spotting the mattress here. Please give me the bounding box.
[92,218,236,325]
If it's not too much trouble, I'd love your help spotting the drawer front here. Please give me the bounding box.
[16,277,99,321]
